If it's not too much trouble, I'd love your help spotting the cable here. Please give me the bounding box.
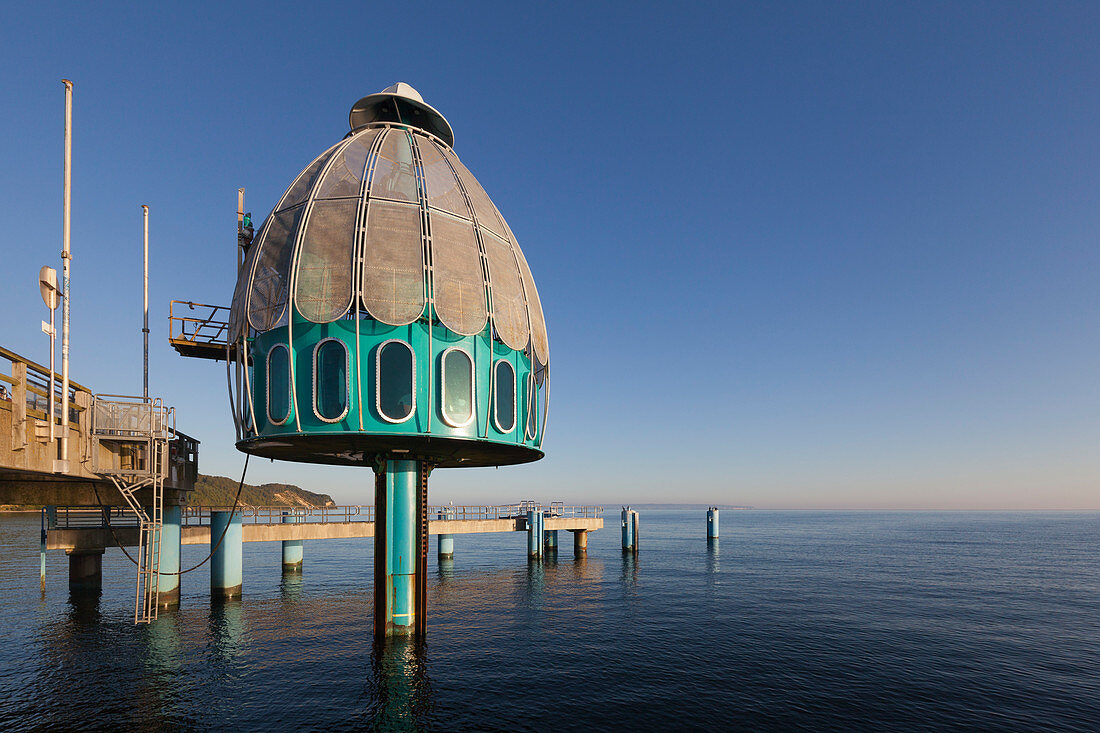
[93,454,249,574]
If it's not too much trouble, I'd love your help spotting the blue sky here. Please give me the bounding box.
[2,2,1097,508]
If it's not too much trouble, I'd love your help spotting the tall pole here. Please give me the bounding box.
[60,79,72,470]
[142,205,149,400]
[237,188,245,271]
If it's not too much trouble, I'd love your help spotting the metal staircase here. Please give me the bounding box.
[91,395,173,623]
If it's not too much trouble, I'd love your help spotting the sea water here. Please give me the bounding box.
[0,510,1098,731]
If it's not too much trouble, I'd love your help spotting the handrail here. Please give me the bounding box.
[50,503,603,530]
[0,344,92,393]
[169,301,231,345]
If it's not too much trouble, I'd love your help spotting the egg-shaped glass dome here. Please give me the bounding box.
[226,84,549,469]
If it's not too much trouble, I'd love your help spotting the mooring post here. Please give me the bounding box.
[40,507,48,590]
[621,507,636,552]
[158,505,182,607]
[282,511,303,572]
[545,529,558,553]
[210,510,243,599]
[374,459,426,638]
[707,507,720,540]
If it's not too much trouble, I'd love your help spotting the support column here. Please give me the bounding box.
[437,509,454,559]
[707,507,720,540]
[573,529,588,556]
[210,510,243,599]
[282,511,303,572]
[544,529,558,553]
[374,459,427,638]
[158,505,182,607]
[527,509,543,559]
[67,548,104,591]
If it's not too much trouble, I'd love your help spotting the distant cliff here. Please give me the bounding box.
[193,474,336,507]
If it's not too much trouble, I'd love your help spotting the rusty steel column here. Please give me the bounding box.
[373,459,428,639]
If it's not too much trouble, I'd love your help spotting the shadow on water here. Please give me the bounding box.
[66,587,102,626]
[364,638,433,732]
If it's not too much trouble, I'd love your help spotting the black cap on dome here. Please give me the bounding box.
[349,82,454,147]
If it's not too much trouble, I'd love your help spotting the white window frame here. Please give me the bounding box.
[440,346,475,428]
[492,359,516,433]
[525,372,538,440]
[266,343,292,426]
[312,337,350,423]
[375,339,416,424]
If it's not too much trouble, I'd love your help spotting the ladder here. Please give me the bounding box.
[92,395,172,624]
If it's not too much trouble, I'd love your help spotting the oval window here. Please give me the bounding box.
[493,360,515,433]
[442,348,474,427]
[267,345,291,425]
[525,373,537,440]
[314,339,348,422]
[377,340,415,423]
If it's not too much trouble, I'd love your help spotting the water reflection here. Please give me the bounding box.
[280,570,303,604]
[66,587,102,626]
[143,614,182,677]
[208,599,245,661]
[526,559,545,610]
[620,551,638,588]
[365,638,433,732]
[436,557,455,582]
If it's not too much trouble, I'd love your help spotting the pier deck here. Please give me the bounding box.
[46,505,603,551]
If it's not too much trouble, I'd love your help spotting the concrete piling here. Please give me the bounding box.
[437,509,454,559]
[707,506,720,540]
[159,505,182,607]
[572,529,588,556]
[544,529,558,553]
[210,510,243,599]
[281,511,303,572]
[67,548,104,591]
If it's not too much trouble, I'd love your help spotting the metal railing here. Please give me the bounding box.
[181,503,603,526]
[169,301,231,348]
[48,503,603,530]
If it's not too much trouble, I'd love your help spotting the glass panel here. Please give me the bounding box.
[416,137,470,217]
[295,199,358,323]
[378,341,414,422]
[442,349,473,426]
[494,360,515,432]
[279,146,338,211]
[267,346,290,424]
[445,149,506,239]
[369,129,418,203]
[430,212,487,335]
[360,200,425,325]
[248,205,304,332]
[316,129,378,199]
[526,374,537,439]
[315,340,348,421]
[482,230,529,350]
